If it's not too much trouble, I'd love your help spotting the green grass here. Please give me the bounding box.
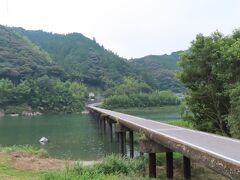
[0,144,226,179]
[0,145,49,157]
[167,119,193,128]
[156,152,182,166]
[0,147,148,180]
[114,105,180,113]
[42,154,147,180]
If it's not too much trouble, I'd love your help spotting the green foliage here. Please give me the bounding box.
[13,28,145,89]
[0,25,64,83]
[0,145,48,157]
[131,51,185,92]
[167,120,193,129]
[42,155,146,180]
[13,27,184,92]
[29,76,88,112]
[227,83,240,138]
[0,77,88,113]
[0,26,82,113]
[178,29,240,137]
[0,25,185,112]
[156,152,182,166]
[0,79,14,107]
[104,77,153,97]
[4,105,30,114]
[103,91,180,109]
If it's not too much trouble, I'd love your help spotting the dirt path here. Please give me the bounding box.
[0,152,96,171]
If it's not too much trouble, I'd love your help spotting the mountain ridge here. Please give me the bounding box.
[130,51,184,92]
[0,25,64,83]
[0,25,184,92]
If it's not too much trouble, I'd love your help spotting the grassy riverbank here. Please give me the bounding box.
[111,105,180,113]
[0,145,147,180]
[113,105,181,122]
[0,145,227,179]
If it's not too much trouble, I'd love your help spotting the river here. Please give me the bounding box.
[0,106,180,160]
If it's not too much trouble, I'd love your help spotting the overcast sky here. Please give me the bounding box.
[0,0,239,59]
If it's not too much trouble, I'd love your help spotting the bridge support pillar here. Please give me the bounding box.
[166,152,173,179]
[149,153,156,178]
[115,124,127,157]
[99,114,109,133]
[129,131,134,158]
[183,156,191,180]
[118,131,126,157]
[115,131,119,142]
[103,118,106,133]
[108,121,113,142]
[98,116,102,127]
[140,139,173,179]
[104,118,116,142]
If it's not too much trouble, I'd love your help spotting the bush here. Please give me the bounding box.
[167,120,193,129]
[42,154,146,180]
[0,77,88,113]
[102,91,180,109]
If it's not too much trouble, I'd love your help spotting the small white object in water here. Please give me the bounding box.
[10,114,19,117]
[39,137,49,144]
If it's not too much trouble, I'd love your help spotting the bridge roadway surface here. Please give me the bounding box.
[88,105,240,179]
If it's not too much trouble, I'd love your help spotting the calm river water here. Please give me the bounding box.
[0,107,180,160]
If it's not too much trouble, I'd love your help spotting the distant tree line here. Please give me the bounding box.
[102,91,180,109]
[0,76,87,113]
[102,77,180,109]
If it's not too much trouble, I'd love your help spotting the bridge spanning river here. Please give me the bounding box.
[87,104,240,179]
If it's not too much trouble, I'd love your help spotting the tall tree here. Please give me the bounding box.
[178,30,240,136]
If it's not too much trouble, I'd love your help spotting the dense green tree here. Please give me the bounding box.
[178,29,240,137]
[227,84,240,138]
[103,91,180,109]
[131,51,185,92]
[104,77,153,97]
[0,79,14,109]
[28,76,88,112]
[0,77,88,113]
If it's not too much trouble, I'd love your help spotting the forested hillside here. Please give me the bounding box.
[0,25,64,83]
[0,25,185,114]
[131,51,185,92]
[13,28,183,92]
[13,28,145,89]
[0,25,87,113]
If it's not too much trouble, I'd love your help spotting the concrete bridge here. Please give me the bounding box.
[87,104,240,179]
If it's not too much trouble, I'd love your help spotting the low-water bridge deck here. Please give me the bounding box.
[87,105,240,179]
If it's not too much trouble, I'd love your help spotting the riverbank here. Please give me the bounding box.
[111,105,182,122]
[0,145,146,180]
[0,145,98,179]
[112,105,180,113]
[0,105,43,117]
[0,145,227,179]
